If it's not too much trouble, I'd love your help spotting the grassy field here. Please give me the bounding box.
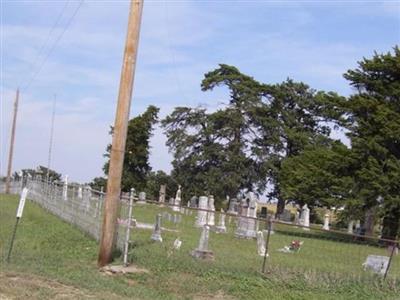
[1,194,399,299]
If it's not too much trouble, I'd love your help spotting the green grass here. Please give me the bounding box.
[1,194,399,299]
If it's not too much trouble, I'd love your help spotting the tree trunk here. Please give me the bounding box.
[276,198,285,219]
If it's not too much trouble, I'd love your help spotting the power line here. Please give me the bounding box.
[19,0,70,89]
[22,0,84,92]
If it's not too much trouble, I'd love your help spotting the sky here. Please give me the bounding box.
[1,0,399,183]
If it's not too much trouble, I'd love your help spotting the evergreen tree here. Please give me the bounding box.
[145,170,178,201]
[163,65,266,204]
[280,140,355,209]
[255,80,344,216]
[103,105,159,192]
[343,46,400,239]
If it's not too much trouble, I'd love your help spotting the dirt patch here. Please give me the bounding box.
[100,264,149,275]
[193,290,236,300]
[0,272,123,300]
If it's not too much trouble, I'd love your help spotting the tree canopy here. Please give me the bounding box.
[103,105,159,192]
[342,47,400,239]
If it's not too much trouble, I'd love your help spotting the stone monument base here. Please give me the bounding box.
[151,233,162,242]
[214,226,227,234]
[234,229,257,239]
[191,249,214,260]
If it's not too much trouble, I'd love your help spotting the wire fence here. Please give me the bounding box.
[1,178,399,285]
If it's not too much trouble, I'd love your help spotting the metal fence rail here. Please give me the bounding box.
[1,178,398,283]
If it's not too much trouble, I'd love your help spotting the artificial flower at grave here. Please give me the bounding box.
[278,240,304,253]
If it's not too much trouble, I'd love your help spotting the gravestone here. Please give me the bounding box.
[151,214,163,242]
[173,238,182,250]
[227,198,238,215]
[256,231,266,256]
[207,195,215,226]
[355,220,361,230]
[347,220,354,234]
[195,196,208,228]
[159,184,166,203]
[138,192,146,204]
[222,195,230,210]
[77,186,83,199]
[300,204,310,231]
[294,211,300,225]
[281,209,292,222]
[214,209,227,233]
[235,192,257,239]
[190,196,198,208]
[191,225,214,260]
[172,185,182,212]
[322,213,330,230]
[62,175,68,201]
[362,255,389,275]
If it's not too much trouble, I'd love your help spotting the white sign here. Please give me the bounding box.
[16,188,29,218]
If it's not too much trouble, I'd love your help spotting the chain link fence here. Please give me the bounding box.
[1,178,399,285]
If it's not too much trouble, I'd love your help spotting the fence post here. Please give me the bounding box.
[384,241,398,280]
[123,188,134,266]
[262,216,272,273]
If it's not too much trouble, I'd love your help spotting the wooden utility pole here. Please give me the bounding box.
[98,0,144,267]
[5,89,20,194]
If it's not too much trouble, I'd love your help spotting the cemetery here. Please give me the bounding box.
[1,1,399,299]
[1,178,399,299]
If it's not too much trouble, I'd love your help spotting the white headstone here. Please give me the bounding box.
[198,225,209,251]
[362,255,389,275]
[62,175,68,201]
[322,213,330,230]
[195,196,208,228]
[78,186,83,199]
[191,225,214,260]
[301,204,310,231]
[355,220,361,230]
[294,211,300,225]
[159,184,166,203]
[347,220,354,234]
[151,214,163,242]
[138,192,146,203]
[173,238,182,250]
[215,209,227,233]
[207,195,215,226]
[256,231,266,256]
[235,192,257,238]
[172,185,182,212]
[227,197,238,215]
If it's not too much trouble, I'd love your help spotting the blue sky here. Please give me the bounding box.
[1,0,399,183]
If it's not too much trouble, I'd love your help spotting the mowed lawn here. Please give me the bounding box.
[0,194,399,300]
